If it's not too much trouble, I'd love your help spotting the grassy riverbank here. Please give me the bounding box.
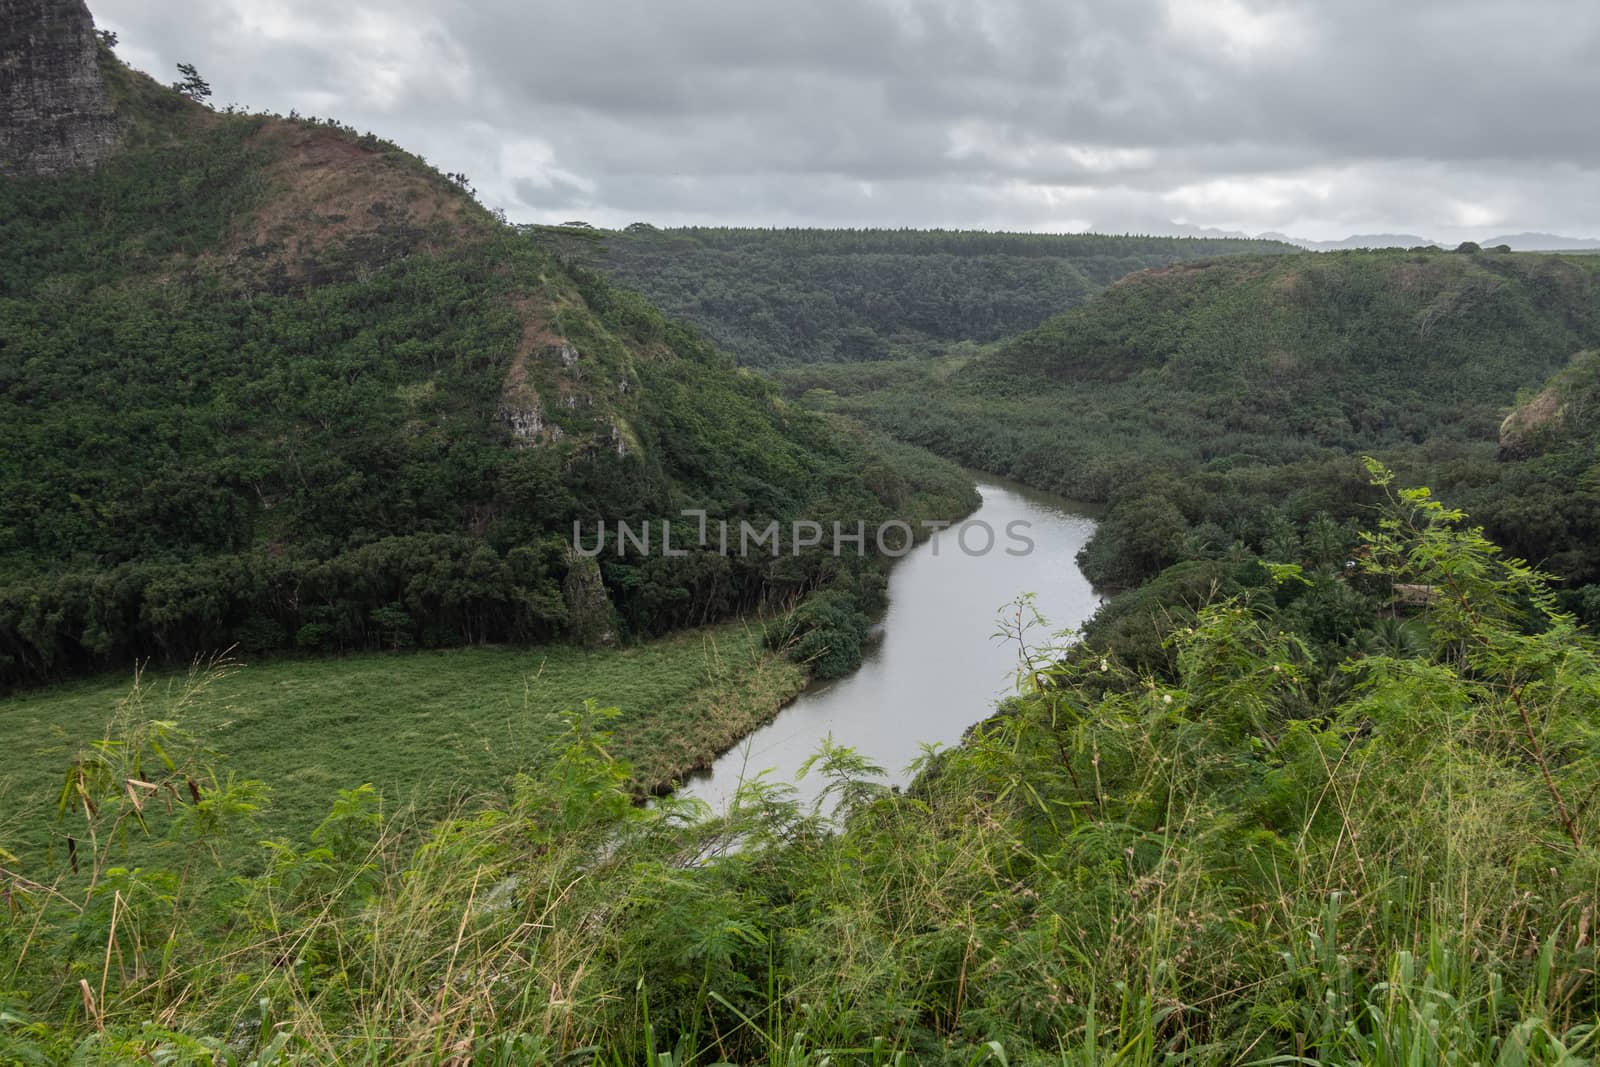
[0,623,804,863]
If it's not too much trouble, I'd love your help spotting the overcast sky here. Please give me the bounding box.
[90,0,1600,242]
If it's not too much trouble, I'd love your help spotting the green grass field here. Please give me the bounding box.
[0,623,804,865]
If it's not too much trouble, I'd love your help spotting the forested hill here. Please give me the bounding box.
[0,31,973,690]
[1476,349,1600,589]
[799,247,1600,594]
[587,225,1299,365]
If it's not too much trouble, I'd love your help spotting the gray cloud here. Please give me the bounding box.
[89,0,1600,241]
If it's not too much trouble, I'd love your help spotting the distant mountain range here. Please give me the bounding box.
[1257,232,1437,251]
[1260,231,1600,252]
[1478,232,1600,251]
[1121,220,1600,252]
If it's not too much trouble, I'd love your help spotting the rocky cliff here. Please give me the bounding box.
[0,0,120,176]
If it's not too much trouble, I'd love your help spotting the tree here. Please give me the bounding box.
[172,62,212,103]
[1455,240,1481,254]
[96,29,118,49]
[561,549,612,647]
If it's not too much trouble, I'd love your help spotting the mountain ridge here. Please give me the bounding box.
[0,13,975,689]
[589,225,1300,365]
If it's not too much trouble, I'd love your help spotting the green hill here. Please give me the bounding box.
[0,52,971,691]
[792,248,1600,589]
[588,225,1299,365]
[995,249,1600,404]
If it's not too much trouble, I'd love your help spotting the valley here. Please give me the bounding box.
[587,226,1296,365]
[3,3,1600,1063]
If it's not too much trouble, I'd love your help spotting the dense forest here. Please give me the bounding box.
[0,54,974,691]
[589,225,1297,365]
[783,249,1600,609]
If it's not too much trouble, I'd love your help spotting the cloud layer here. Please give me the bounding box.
[91,0,1600,241]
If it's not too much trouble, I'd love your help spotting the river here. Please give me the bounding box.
[682,475,1103,814]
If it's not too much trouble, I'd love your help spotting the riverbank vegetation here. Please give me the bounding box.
[3,475,1597,1063]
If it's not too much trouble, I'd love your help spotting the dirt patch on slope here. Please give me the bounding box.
[215,120,490,282]
[502,297,565,393]
[498,296,583,447]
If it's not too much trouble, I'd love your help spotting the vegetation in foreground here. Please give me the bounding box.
[3,474,1597,1064]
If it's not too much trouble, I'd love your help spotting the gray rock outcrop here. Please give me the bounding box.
[1,0,121,176]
